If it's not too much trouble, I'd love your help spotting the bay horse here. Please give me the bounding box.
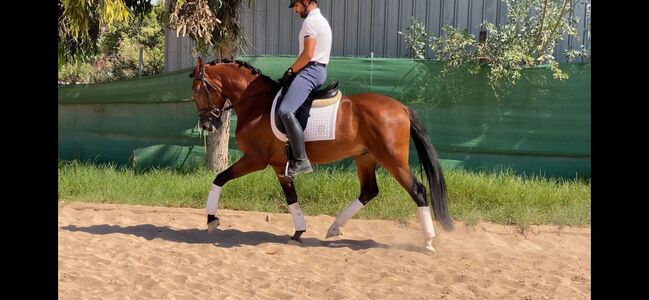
[190,57,452,253]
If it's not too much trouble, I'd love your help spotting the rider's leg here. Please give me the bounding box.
[280,112,313,176]
[278,63,327,177]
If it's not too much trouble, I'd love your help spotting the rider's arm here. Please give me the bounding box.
[290,37,316,73]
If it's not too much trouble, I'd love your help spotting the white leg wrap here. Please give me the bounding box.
[289,203,307,231]
[205,184,221,215]
[334,199,364,227]
[418,206,436,239]
[326,199,364,238]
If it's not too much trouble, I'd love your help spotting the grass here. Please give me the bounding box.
[58,159,591,228]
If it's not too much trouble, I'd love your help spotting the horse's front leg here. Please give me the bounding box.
[206,154,266,233]
[273,166,306,244]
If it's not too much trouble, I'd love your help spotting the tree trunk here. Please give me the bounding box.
[205,109,231,172]
[204,40,237,172]
[138,46,144,78]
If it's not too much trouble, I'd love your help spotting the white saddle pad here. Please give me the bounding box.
[270,90,341,142]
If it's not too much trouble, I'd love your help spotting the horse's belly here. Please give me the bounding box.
[305,140,365,164]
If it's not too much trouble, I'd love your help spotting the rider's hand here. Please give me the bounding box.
[278,67,295,86]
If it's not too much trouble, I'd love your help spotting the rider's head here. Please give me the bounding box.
[289,0,318,19]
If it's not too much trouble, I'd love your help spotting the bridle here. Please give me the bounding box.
[193,60,275,121]
[195,63,233,120]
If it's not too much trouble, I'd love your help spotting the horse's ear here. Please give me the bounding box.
[192,57,204,78]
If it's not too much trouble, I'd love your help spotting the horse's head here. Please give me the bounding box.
[190,57,228,132]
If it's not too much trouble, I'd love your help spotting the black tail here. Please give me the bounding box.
[407,107,453,231]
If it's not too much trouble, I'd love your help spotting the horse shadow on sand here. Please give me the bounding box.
[61,224,426,253]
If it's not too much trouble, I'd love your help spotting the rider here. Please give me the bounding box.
[278,0,332,178]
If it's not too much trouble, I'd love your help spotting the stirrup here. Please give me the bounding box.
[282,160,313,181]
[288,160,313,177]
[283,160,294,182]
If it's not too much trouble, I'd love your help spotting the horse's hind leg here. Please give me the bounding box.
[370,146,436,253]
[272,166,307,244]
[326,152,379,238]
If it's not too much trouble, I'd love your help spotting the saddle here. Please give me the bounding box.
[274,80,341,133]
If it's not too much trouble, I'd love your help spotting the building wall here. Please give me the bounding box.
[165,0,591,72]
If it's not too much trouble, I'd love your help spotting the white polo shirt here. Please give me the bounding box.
[299,8,332,65]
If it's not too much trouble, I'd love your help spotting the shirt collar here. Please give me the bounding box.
[308,8,321,17]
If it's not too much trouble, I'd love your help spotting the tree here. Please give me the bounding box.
[400,0,591,96]
[58,0,155,64]
[165,0,252,172]
[398,16,430,60]
[98,2,165,80]
[58,1,165,84]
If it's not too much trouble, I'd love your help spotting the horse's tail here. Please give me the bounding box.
[407,106,454,231]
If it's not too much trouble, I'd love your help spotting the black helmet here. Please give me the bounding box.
[289,0,317,8]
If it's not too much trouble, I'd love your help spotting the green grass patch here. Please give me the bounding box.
[58,160,590,227]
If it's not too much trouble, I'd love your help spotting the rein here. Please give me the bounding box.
[197,63,233,119]
[196,62,269,118]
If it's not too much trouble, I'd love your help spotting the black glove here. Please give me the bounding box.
[278,67,296,87]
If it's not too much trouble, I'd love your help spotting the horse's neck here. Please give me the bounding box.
[232,76,279,124]
[208,66,246,99]
[208,64,279,123]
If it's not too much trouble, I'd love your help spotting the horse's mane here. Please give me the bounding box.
[207,58,279,88]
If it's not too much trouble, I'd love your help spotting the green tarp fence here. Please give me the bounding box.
[59,56,590,178]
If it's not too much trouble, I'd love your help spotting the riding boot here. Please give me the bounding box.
[280,112,313,177]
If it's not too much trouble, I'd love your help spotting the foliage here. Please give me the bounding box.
[57,60,96,84]
[58,0,129,63]
[166,0,252,57]
[58,1,165,84]
[98,2,165,80]
[398,17,430,60]
[399,0,591,94]
[58,0,156,64]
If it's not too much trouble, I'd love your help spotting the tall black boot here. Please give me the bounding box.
[280,112,313,177]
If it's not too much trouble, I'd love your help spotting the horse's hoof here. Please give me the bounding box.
[287,237,302,246]
[207,218,220,233]
[325,226,342,239]
[424,239,436,254]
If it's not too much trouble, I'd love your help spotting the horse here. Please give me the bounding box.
[190,57,452,253]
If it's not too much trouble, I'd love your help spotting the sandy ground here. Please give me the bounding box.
[59,201,590,299]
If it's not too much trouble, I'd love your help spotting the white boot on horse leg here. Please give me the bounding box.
[326,199,364,238]
[206,184,221,233]
[418,206,436,253]
[287,203,307,245]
